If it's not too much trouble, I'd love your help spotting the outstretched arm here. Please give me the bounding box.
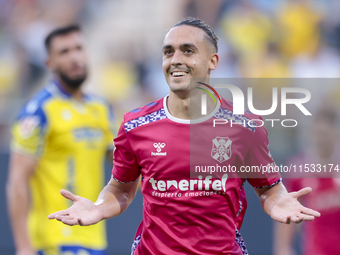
[48,176,140,226]
[254,182,320,224]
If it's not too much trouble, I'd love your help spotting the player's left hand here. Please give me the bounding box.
[269,187,321,224]
[48,189,104,226]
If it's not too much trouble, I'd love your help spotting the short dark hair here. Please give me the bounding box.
[174,17,218,53]
[45,25,81,52]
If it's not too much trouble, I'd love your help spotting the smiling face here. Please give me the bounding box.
[162,25,218,95]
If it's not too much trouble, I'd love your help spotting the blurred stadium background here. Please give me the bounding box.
[1,0,340,254]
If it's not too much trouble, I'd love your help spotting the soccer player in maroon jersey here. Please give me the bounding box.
[49,18,320,254]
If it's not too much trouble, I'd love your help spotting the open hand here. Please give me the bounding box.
[270,187,321,224]
[48,189,104,226]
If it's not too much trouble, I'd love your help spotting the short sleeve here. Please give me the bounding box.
[11,104,48,158]
[112,122,140,182]
[245,125,281,188]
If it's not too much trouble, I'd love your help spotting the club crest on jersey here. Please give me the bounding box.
[152,143,166,156]
[211,137,232,163]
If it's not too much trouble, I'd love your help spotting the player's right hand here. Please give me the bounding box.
[48,189,104,226]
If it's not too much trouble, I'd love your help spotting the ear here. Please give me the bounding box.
[45,57,52,70]
[209,53,219,71]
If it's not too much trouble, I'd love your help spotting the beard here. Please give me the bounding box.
[58,68,87,90]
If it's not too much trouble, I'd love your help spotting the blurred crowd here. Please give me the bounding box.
[1,0,340,157]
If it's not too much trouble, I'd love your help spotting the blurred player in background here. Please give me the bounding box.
[274,106,340,255]
[48,18,320,255]
[6,25,115,255]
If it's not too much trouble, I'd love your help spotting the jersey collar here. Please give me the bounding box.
[163,95,221,124]
[51,79,73,98]
[49,80,89,102]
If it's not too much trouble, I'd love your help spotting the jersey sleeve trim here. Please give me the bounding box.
[9,147,40,159]
[112,174,140,183]
[253,178,282,189]
[214,107,257,132]
[124,108,167,132]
